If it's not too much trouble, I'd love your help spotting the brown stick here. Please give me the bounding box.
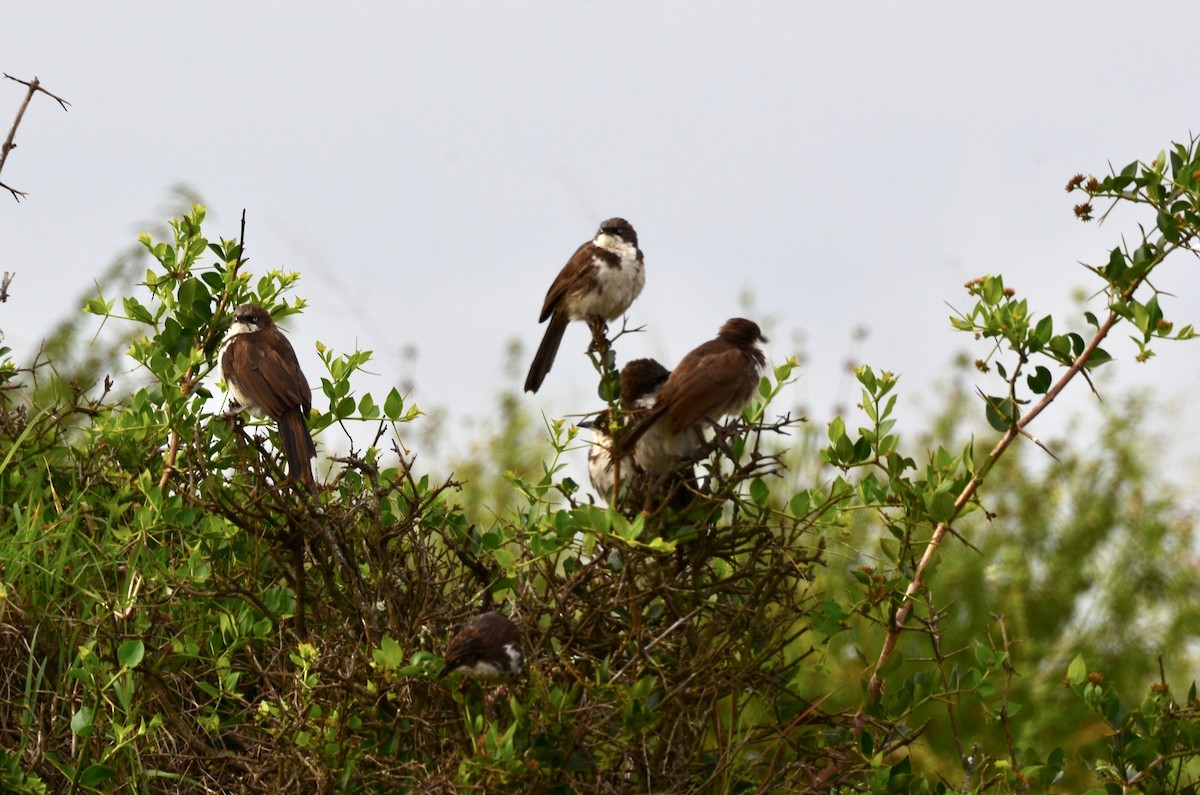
[865,278,1140,702]
[1,74,70,201]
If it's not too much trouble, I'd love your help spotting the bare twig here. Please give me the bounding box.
[3,74,71,111]
[0,180,26,202]
[1,74,70,202]
[0,271,12,302]
[608,606,702,683]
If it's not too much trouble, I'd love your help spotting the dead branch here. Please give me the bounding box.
[1,74,71,201]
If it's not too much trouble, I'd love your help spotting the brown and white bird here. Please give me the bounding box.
[437,612,523,680]
[219,304,316,490]
[583,357,707,510]
[580,358,674,501]
[623,359,704,481]
[524,218,645,393]
[623,318,768,451]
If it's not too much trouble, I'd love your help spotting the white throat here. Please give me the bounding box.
[594,232,639,260]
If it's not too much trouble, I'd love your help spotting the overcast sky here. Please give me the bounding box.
[4,3,1200,486]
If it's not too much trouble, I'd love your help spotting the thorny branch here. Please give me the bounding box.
[864,237,1185,703]
[2,74,70,202]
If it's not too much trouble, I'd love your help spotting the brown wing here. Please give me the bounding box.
[439,613,518,677]
[538,241,594,322]
[659,341,755,433]
[441,629,481,673]
[235,332,312,419]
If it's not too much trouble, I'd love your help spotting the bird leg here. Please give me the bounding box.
[586,317,611,356]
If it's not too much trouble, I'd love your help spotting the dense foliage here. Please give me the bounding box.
[2,138,1200,793]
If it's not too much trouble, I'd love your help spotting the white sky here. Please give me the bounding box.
[4,3,1200,486]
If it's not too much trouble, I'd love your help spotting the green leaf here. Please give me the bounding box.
[1067,654,1087,685]
[788,491,810,518]
[117,639,145,669]
[879,538,899,562]
[123,297,155,326]
[982,276,1004,305]
[811,599,849,636]
[857,366,877,393]
[359,393,379,419]
[1026,366,1052,394]
[71,705,95,736]
[84,296,112,315]
[983,395,1014,432]
[384,388,404,420]
[1087,347,1112,367]
[924,489,955,523]
[749,478,769,506]
[493,548,517,571]
[78,765,116,788]
[1032,315,1053,347]
[373,636,404,669]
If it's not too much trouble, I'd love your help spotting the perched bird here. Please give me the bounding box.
[581,358,681,505]
[219,304,316,490]
[622,358,703,481]
[623,318,768,451]
[524,218,645,393]
[580,409,621,503]
[437,612,523,680]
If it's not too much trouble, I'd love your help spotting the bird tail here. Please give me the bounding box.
[524,312,570,393]
[278,410,317,492]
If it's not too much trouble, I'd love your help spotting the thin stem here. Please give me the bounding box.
[1,75,70,201]
[864,240,1176,701]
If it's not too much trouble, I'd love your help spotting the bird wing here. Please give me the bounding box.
[661,343,754,433]
[538,241,594,322]
[234,334,311,418]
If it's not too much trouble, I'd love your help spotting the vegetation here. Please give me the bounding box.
[2,136,1200,793]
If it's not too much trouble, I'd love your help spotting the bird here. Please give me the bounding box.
[219,303,316,491]
[524,217,645,393]
[622,358,704,482]
[623,318,769,451]
[581,357,688,506]
[437,612,523,680]
[580,409,621,504]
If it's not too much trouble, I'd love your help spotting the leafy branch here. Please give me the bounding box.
[864,139,1200,702]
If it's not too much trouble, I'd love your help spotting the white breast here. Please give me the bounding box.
[588,437,616,499]
[634,423,703,475]
[574,236,645,321]
[461,642,523,679]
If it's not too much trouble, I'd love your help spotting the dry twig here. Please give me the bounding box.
[1,74,71,202]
